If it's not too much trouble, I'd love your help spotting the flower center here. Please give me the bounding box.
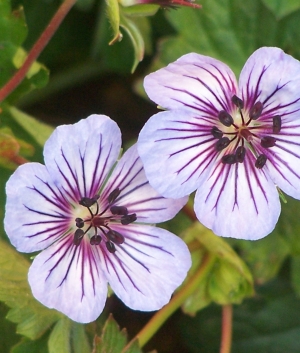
[212,95,282,168]
[73,188,137,252]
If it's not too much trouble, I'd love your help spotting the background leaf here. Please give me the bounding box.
[0,240,61,340]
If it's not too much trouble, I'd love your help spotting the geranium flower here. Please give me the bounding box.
[4,114,190,323]
[138,47,300,240]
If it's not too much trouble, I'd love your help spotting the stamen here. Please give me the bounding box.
[255,154,267,169]
[273,115,282,133]
[211,126,223,139]
[261,136,276,148]
[232,95,244,109]
[106,241,116,253]
[121,213,137,225]
[110,205,128,216]
[108,188,121,203]
[249,101,263,120]
[90,235,102,245]
[107,230,125,244]
[218,110,234,127]
[221,154,236,164]
[79,196,99,208]
[73,229,84,246]
[235,146,246,163]
[75,217,84,228]
[215,137,231,151]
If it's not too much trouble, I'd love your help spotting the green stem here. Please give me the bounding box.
[122,252,216,352]
[220,304,233,353]
[0,0,77,103]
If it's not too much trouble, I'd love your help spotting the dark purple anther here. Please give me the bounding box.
[218,111,234,127]
[107,230,125,244]
[73,229,84,245]
[110,205,128,216]
[235,146,246,163]
[232,95,244,109]
[221,154,237,164]
[108,188,121,203]
[261,136,276,148]
[215,137,231,151]
[90,235,102,245]
[249,101,263,120]
[121,213,137,225]
[79,196,98,208]
[75,217,84,228]
[255,154,267,169]
[273,115,282,134]
[211,126,223,139]
[106,241,116,253]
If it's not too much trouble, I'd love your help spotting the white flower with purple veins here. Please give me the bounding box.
[138,47,300,240]
[4,115,191,323]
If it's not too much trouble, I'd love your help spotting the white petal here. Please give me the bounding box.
[102,144,188,223]
[264,125,300,199]
[28,236,107,323]
[194,154,281,240]
[239,47,300,116]
[144,52,237,113]
[138,110,218,198]
[5,163,72,252]
[44,115,121,201]
[102,224,191,311]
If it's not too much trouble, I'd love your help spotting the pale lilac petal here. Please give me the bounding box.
[102,144,188,223]
[138,110,218,198]
[28,236,107,323]
[194,154,281,240]
[239,47,300,116]
[44,115,121,201]
[263,125,300,199]
[144,52,237,114]
[4,163,72,253]
[102,224,191,311]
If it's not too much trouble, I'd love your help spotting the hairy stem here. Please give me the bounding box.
[220,304,233,353]
[0,0,77,103]
[122,252,216,351]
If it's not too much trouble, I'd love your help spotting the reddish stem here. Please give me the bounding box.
[220,304,233,353]
[0,0,77,103]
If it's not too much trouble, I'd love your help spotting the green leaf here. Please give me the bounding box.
[106,0,122,44]
[48,317,71,353]
[182,223,254,314]
[0,240,61,339]
[180,278,300,353]
[0,1,49,103]
[8,106,54,147]
[261,0,300,19]
[95,314,142,353]
[11,335,49,353]
[0,1,27,87]
[71,322,91,353]
[120,12,146,72]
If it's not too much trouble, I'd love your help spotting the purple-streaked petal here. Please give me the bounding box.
[194,154,281,240]
[4,163,72,253]
[263,126,300,199]
[144,52,237,114]
[102,144,188,223]
[44,115,121,201]
[28,236,107,323]
[138,109,218,198]
[102,224,191,311]
[239,47,300,115]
